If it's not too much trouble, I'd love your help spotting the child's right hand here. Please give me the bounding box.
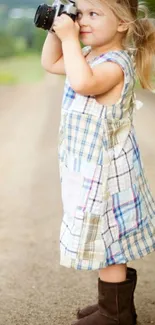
[53,14,80,42]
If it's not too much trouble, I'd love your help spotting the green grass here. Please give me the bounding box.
[0,53,45,85]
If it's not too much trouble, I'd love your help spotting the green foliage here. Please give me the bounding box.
[15,37,27,53]
[146,0,155,14]
[32,29,46,52]
[8,18,36,48]
[0,16,46,58]
[0,31,17,57]
[0,1,47,58]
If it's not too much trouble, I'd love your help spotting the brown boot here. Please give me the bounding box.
[72,277,134,325]
[77,267,137,324]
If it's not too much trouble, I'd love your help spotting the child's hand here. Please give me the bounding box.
[53,14,80,42]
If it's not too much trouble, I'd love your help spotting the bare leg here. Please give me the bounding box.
[99,264,127,282]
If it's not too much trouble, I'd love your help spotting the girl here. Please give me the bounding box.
[41,0,155,324]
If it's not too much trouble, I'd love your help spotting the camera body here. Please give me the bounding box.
[34,0,77,31]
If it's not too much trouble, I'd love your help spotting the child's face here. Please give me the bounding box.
[76,0,122,49]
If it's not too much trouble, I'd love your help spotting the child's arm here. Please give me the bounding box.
[54,15,123,95]
[41,32,65,75]
[63,38,123,96]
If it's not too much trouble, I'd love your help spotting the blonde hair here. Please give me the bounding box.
[104,0,155,91]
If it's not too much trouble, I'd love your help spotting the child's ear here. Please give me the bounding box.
[117,20,129,33]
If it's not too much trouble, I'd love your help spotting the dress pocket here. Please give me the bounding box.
[61,165,84,216]
[112,183,147,238]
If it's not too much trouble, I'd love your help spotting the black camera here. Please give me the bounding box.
[34,0,77,31]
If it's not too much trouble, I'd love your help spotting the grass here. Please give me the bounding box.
[0,53,45,85]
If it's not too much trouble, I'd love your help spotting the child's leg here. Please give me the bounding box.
[99,264,127,282]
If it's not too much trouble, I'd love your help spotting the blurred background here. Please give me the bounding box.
[0,1,155,325]
[0,0,155,85]
[0,0,49,85]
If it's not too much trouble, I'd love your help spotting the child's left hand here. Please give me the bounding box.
[52,14,80,42]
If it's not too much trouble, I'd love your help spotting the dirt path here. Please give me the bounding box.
[0,77,155,325]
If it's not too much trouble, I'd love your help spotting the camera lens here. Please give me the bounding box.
[34,4,56,30]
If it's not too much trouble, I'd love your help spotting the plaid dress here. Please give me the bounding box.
[58,47,155,270]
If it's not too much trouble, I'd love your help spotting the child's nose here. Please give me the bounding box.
[78,15,89,26]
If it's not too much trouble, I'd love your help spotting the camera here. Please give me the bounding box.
[34,0,77,31]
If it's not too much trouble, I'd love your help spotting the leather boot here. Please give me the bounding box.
[77,267,137,324]
[72,277,134,325]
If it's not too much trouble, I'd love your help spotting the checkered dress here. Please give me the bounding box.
[58,47,155,270]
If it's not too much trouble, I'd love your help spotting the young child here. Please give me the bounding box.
[41,0,155,324]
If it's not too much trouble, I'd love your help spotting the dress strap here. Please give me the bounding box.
[94,51,134,78]
[92,50,136,98]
